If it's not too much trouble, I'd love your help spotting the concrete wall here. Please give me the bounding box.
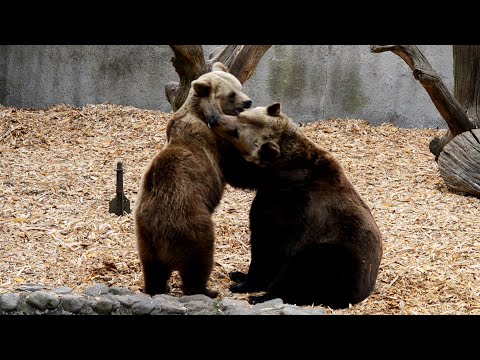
[0,45,174,111]
[0,45,453,129]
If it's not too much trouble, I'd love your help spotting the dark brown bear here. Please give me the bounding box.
[134,63,252,297]
[209,103,383,308]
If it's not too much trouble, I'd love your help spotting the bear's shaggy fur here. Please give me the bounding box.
[134,63,252,297]
[209,103,383,308]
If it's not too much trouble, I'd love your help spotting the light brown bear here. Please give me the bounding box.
[209,103,383,308]
[134,63,252,297]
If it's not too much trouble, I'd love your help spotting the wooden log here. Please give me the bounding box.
[437,129,480,197]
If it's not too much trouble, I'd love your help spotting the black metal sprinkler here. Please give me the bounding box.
[109,161,131,216]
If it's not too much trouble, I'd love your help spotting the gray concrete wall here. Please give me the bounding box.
[0,45,453,129]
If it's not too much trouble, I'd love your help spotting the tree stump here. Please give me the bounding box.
[438,129,480,197]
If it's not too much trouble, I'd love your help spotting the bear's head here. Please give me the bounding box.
[209,102,299,165]
[190,62,252,122]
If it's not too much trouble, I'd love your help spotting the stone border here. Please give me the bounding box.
[0,283,325,315]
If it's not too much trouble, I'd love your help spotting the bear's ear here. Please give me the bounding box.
[192,79,211,97]
[267,102,281,117]
[212,62,229,73]
[259,141,280,162]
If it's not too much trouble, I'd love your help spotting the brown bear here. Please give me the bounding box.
[208,103,383,308]
[134,62,252,297]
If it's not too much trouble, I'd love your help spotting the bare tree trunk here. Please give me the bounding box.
[165,45,207,112]
[207,45,272,83]
[371,45,480,198]
[165,45,271,111]
[453,46,480,128]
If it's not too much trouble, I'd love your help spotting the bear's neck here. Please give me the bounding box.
[278,129,328,163]
[167,97,218,151]
[274,129,344,184]
[180,96,207,122]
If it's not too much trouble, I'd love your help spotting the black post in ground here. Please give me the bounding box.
[109,162,131,216]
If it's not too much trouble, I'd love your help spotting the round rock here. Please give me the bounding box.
[152,294,180,303]
[151,301,187,315]
[84,283,109,297]
[183,300,217,315]
[132,300,155,315]
[61,295,86,313]
[92,298,114,314]
[0,293,20,311]
[179,294,215,304]
[117,293,151,308]
[108,286,135,296]
[26,291,60,310]
[218,299,257,315]
[252,298,284,309]
[54,286,73,295]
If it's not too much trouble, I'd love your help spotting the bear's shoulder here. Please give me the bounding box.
[167,110,214,144]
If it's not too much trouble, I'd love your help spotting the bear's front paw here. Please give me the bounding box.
[229,281,251,293]
[204,289,219,299]
[247,294,269,305]
[230,279,268,293]
[229,271,247,283]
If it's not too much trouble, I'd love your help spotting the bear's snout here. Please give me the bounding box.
[208,115,239,138]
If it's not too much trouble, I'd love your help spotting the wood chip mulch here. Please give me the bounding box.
[1,103,479,315]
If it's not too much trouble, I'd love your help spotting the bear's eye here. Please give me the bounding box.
[228,91,236,99]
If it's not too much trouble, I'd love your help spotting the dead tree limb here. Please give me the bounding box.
[207,45,272,83]
[370,45,475,159]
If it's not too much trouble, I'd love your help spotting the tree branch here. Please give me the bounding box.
[207,45,272,83]
[371,45,475,158]
[428,130,453,161]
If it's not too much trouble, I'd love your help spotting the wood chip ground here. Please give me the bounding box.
[1,103,479,314]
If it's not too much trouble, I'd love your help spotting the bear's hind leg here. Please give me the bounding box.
[253,245,358,308]
[229,248,282,293]
[229,271,247,283]
[141,258,172,296]
[180,245,218,298]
